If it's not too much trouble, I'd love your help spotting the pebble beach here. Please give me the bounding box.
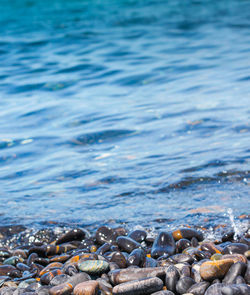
[0,221,249,295]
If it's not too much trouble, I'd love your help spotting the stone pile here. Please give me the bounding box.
[0,226,249,295]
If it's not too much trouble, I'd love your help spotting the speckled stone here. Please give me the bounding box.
[78,260,109,275]
[112,277,163,295]
[109,267,166,285]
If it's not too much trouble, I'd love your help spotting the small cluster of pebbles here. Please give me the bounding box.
[0,226,249,295]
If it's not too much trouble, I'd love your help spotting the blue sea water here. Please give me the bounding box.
[0,0,249,230]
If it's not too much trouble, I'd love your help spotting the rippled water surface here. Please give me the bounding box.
[0,0,249,230]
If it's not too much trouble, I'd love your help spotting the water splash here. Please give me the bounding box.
[227,208,244,240]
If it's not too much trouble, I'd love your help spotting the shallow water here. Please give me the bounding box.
[0,0,249,231]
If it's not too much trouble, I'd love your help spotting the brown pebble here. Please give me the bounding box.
[49,282,73,295]
[222,254,247,264]
[200,259,234,281]
[73,280,99,295]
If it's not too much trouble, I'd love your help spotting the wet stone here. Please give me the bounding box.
[39,262,63,277]
[96,278,113,295]
[55,229,86,245]
[112,276,163,295]
[69,253,97,264]
[16,263,30,272]
[165,265,180,293]
[49,274,70,286]
[176,239,192,254]
[49,282,73,295]
[194,250,212,260]
[156,258,171,268]
[50,254,70,264]
[167,253,194,264]
[27,253,39,267]
[95,227,117,245]
[180,265,191,278]
[172,228,203,241]
[221,283,250,295]
[151,232,175,259]
[0,265,21,277]
[110,252,127,269]
[40,269,63,285]
[223,243,248,255]
[28,246,47,257]
[73,280,99,295]
[78,260,109,275]
[176,277,195,294]
[116,236,142,253]
[222,262,247,284]
[200,259,234,281]
[204,283,226,295]
[187,281,210,295]
[114,227,127,237]
[67,272,91,287]
[221,254,247,264]
[109,267,166,285]
[128,230,147,243]
[200,242,222,255]
[34,257,49,266]
[95,243,110,256]
[127,248,145,267]
[63,264,78,276]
